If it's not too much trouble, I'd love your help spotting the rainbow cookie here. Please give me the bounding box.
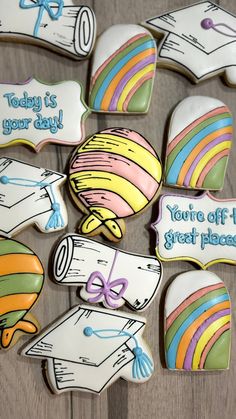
[165,271,231,371]
[0,238,44,349]
[89,25,157,114]
[69,128,162,241]
[164,97,233,190]
[0,1,96,60]
[143,2,236,86]
[23,305,154,394]
[0,78,89,151]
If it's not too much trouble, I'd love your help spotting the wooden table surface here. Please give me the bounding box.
[0,1,236,418]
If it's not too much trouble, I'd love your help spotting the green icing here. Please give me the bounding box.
[90,35,150,106]
[202,156,228,190]
[0,310,27,329]
[166,113,231,173]
[204,330,230,369]
[0,274,43,297]
[0,239,33,256]
[127,79,153,113]
[165,287,227,350]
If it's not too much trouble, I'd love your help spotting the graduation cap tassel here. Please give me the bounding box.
[83,326,153,380]
[201,18,236,38]
[0,175,64,230]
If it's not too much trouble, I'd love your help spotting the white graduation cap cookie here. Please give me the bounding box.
[89,24,157,113]
[164,271,231,371]
[22,305,154,394]
[0,156,68,236]
[0,1,96,59]
[53,234,162,311]
[143,1,236,86]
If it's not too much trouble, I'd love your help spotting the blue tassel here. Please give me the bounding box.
[45,203,64,230]
[132,347,153,380]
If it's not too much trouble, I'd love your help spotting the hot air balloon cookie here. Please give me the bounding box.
[68,128,162,241]
[164,96,233,190]
[89,24,157,114]
[0,238,44,349]
[165,271,231,371]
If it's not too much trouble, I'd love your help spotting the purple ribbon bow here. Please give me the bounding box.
[86,271,128,309]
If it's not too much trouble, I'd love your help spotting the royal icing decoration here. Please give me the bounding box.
[0,157,68,237]
[0,238,44,349]
[165,271,231,371]
[0,1,96,59]
[22,305,154,394]
[53,234,162,311]
[69,128,162,241]
[165,96,233,190]
[89,25,157,113]
[143,1,236,86]
[0,78,89,151]
[153,192,236,269]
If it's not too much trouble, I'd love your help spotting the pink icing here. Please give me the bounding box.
[70,151,159,200]
[100,128,157,156]
[78,190,134,217]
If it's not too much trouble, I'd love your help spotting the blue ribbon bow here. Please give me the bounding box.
[20,0,64,37]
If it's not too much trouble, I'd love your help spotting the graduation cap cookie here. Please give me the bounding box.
[22,305,154,394]
[164,96,233,190]
[53,234,162,311]
[143,1,236,85]
[0,156,68,237]
[164,271,231,371]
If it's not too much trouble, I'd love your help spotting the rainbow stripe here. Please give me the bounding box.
[165,106,233,189]
[165,282,231,370]
[0,239,44,348]
[89,33,157,113]
[69,128,162,239]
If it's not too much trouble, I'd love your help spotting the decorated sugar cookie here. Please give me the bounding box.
[0,1,96,59]
[143,1,236,86]
[165,96,233,190]
[0,78,89,151]
[0,238,44,349]
[89,25,157,113]
[53,234,162,311]
[153,192,236,269]
[69,128,162,241]
[0,156,68,237]
[165,271,231,371]
[22,305,154,394]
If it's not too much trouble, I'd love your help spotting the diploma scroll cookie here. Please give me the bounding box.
[0,237,44,349]
[165,96,233,191]
[89,24,157,114]
[165,271,231,371]
[143,1,236,86]
[0,78,89,152]
[22,305,154,394]
[53,234,162,311]
[0,156,68,237]
[0,1,96,59]
[68,128,162,242]
[153,192,236,269]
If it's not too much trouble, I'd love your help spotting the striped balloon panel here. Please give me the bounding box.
[0,239,44,329]
[165,106,233,190]
[69,131,162,219]
[165,282,231,370]
[89,33,157,113]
